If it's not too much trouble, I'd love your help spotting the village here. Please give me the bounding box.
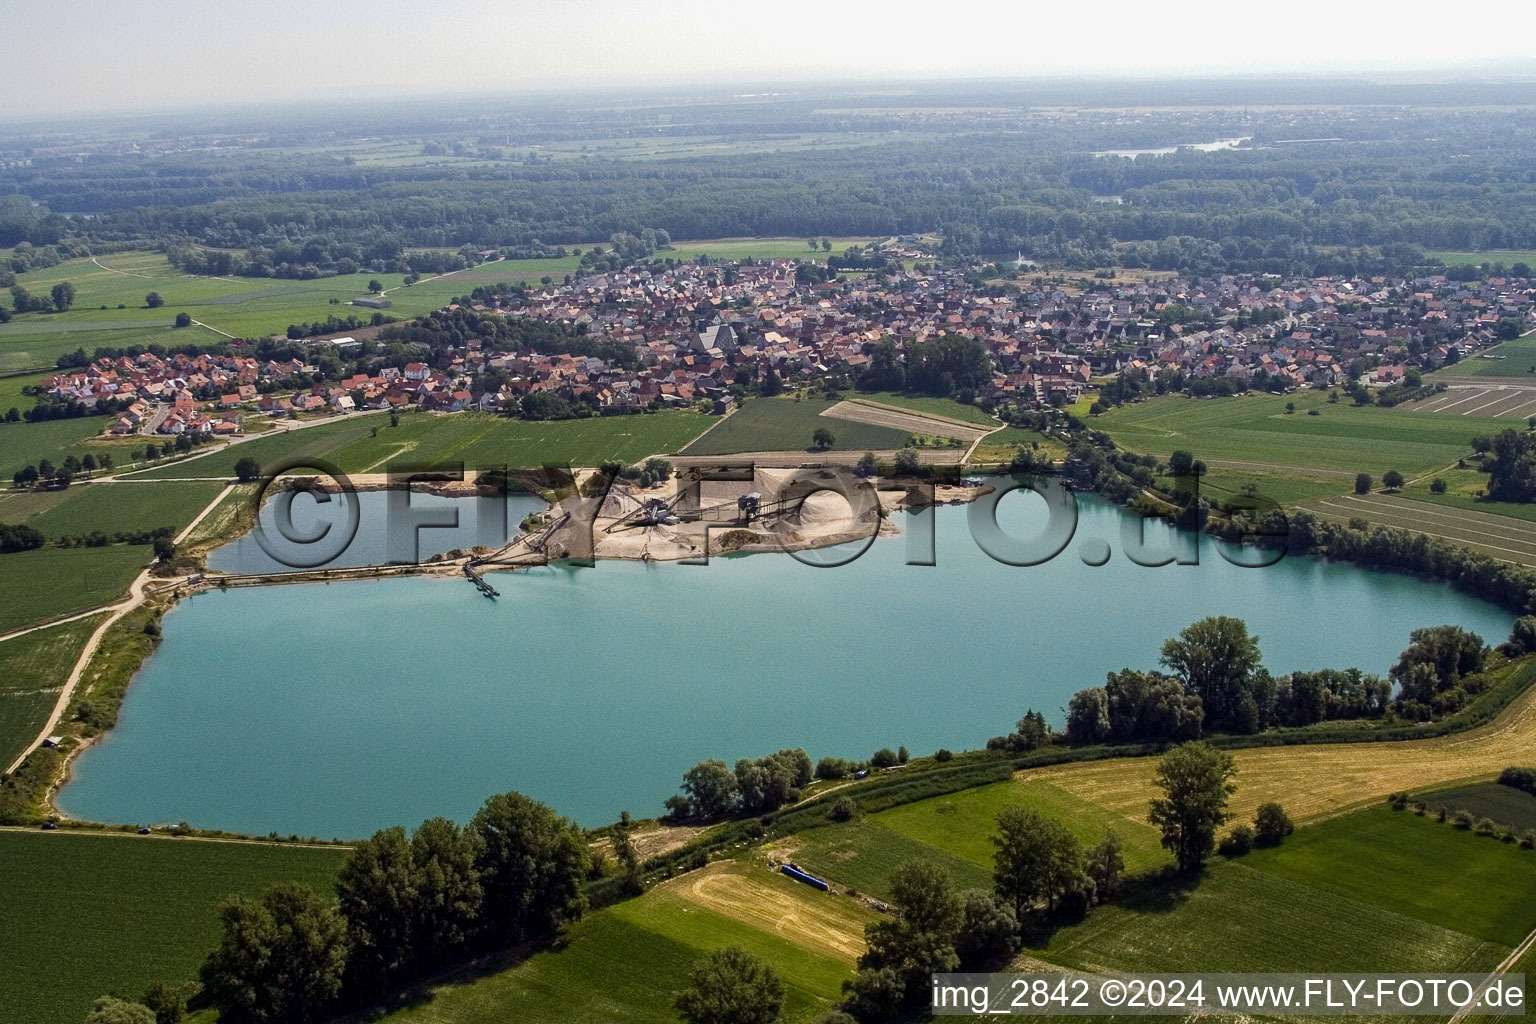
[31,253,1536,438]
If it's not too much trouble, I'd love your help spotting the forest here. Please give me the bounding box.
[2,81,1536,281]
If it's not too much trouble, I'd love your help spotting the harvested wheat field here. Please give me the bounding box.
[1027,664,1536,828]
[657,860,875,963]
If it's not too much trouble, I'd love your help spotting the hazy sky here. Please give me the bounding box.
[4,0,1534,116]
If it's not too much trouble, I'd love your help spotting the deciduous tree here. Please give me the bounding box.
[470,791,588,944]
[1147,742,1236,872]
[675,947,786,1024]
[992,806,1082,917]
[199,883,349,1024]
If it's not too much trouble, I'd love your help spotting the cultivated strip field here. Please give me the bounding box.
[1300,492,1536,567]
[1408,381,1536,419]
[820,399,994,442]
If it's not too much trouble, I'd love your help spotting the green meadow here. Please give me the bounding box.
[662,237,876,261]
[785,777,1169,902]
[786,818,993,899]
[0,830,346,1024]
[683,397,910,455]
[872,778,1169,873]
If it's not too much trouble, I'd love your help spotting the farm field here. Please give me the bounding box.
[1299,492,1536,567]
[0,829,346,1024]
[1025,660,1536,829]
[1399,467,1536,525]
[841,390,997,426]
[1093,391,1502,481]
[1411,379,1536,415]
[1433,331,1536,380]
[130,410,716,480]
[821,399,992,442]
[1168,465,1352,508]
[378,863,856,1024]
[1246,805,1536,946]
[0,545,149,633]
[682,397,910,455]
[1409,379,1536,415]
[7,480,226,536]
[0,616,102,767]
[1417,782,1536,831]
[1034,859,1504,976]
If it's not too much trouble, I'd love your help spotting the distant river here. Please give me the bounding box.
[1092,136,1251,158]
[61,490,1511,837]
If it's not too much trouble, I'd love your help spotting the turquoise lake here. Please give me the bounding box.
[60,488,1514,837]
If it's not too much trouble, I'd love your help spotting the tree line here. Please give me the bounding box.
[990,615,1527,757]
